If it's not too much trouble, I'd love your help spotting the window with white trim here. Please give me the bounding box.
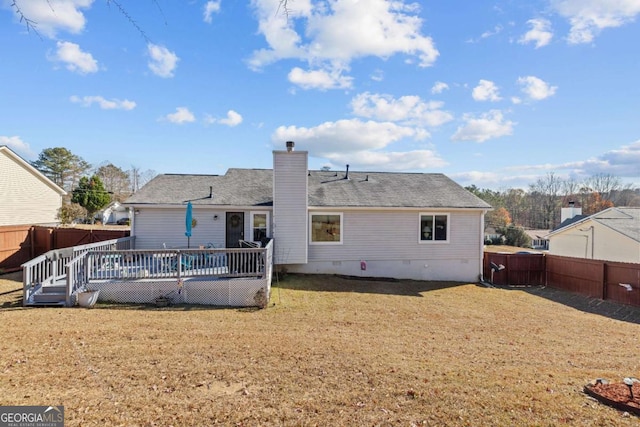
[310,212,343,244]
[419,213,449,243]
[250,212,269,243]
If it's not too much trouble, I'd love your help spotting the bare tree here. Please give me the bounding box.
[95,163,132,202]
[129,166,156,193]
[529,172,563,229]
[612,185,640,207]
[503,188,528,227]
[585,173,622,203]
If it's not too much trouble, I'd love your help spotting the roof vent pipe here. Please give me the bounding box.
[209,186,213,198]
[286,141,295,152]
[344,164,350,180]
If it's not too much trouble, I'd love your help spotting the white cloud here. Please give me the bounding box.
[49,41,98,74]
[203,0,221,23]
[570,140,640,177]
[451,170,542,190]
[551,0,640,44]
[250,0,438,89]
[519,18,553,48]
[147,43,179,78]
[0,135,35,158]
[452,110,514,143]
[431,81,449,94]
[288,67,353,90]
[370,69,384,82]
[163,107,195,124]
[8,0,92,38]
[218,110,243,127]
[350,92,453,127]
[481,25,504,39]
[273,118,443,170]
[489,141,640,186]
[517,76,557,100]
[466,25,504,44]
[273,118,426,156]
[323,149,448,170]
[70,95,136,110]
[472,80,502,102]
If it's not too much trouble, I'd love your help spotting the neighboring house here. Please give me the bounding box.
[124,143,492,282]
[524,229,550,250]
[0,145,66,227]
[484,227,503,244]
[546,207,640,264]
[97,202,131,224]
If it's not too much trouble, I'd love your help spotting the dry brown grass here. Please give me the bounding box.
[1,273,638,426]
[483,245,544,254]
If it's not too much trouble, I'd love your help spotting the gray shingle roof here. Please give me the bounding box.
[547,207,640,243]
[552,214,588,231]
[593,207,640,243]
[125,168,491,209]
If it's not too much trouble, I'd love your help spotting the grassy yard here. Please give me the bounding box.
[1,273,639,426]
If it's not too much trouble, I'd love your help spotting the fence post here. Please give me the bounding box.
[602,262,608,301]
[29,226,35,259]
[177,252,182,279]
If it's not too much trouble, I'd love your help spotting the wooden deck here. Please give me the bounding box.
[22,238,273,307]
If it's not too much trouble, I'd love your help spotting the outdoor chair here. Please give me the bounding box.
[204,242,227,268]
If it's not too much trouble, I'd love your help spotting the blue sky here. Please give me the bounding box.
[1,0,640,190]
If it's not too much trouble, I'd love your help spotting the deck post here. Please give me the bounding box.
[65,264,72,307]
[51,256,57,286]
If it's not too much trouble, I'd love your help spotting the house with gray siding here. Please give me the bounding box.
[0,145,66,227]
[125,143,492,282]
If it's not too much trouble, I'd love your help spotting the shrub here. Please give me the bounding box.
[499,225,532,248]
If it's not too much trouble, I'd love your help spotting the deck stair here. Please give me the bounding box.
[31,284,66,306]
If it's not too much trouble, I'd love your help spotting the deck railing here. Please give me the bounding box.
[23,238,273,306]
[86,242,272,282]
[65,253,88,306]
[22,236,135,305]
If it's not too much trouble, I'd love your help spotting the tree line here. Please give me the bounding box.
[466,172,640,247]
[30,147,156,224]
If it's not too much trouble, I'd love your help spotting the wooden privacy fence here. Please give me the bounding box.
[0,225,130,271]
[484,252,640,307]
[0,225,33,271]
[483,252,545,286]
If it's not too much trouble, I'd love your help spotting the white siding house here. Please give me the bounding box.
[125,143,491,282]
[546,207,640,264]
[0,146,66,227]
[98,202,131,224]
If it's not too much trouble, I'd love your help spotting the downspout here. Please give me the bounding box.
[578,226,594,259]
[479,210,488,284]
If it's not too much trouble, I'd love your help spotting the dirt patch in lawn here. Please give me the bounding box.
[2,274,640,426]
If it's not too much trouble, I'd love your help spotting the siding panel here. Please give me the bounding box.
[273,151,308,264]
[308,210,482,261]
[134,207,228,249]
[0,152,62,226]
[286,209,484,282]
